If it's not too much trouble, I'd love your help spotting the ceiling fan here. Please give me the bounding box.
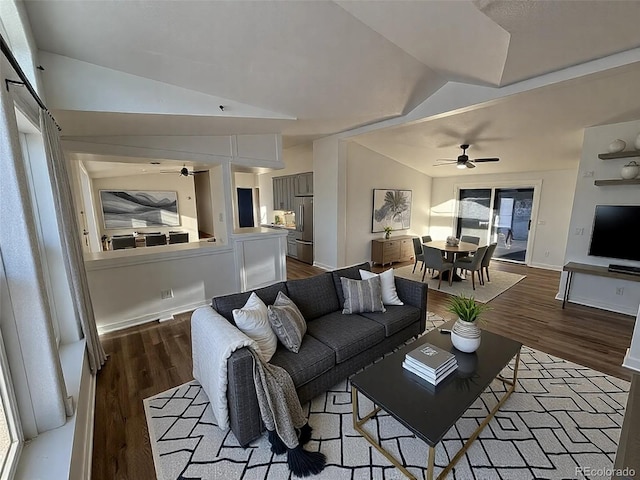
[434,144,500,169]
[161,165,208,177]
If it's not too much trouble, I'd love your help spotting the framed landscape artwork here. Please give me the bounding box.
[100,190,179,229]
[372,189,412,233]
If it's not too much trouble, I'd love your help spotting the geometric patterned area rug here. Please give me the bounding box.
[144,314,629,480]
[394,265,526,303]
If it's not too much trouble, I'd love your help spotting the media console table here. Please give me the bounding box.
[562,262,640,308]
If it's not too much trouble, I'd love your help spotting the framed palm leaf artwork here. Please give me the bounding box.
[372,189,412,233]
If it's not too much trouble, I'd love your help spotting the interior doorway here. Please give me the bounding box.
[456,186,535,264]
[237,188,255,228]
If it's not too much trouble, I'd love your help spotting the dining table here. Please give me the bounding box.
[423,240,479,282]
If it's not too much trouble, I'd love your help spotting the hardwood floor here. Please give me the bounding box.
[91,257,634,480]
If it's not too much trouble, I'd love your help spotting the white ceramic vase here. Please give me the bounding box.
[451,318,481,353]
[621,161,640,180]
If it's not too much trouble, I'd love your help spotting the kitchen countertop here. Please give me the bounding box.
[261,223,297,230]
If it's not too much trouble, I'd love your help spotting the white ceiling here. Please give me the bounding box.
[21,0,640,176]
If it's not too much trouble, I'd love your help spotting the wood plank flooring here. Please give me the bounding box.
[91,257,635,480]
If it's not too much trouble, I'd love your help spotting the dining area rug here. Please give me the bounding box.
[393,265,525,303]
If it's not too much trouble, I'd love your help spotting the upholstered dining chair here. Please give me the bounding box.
[480,242,498,284]
[422,246,454,288]
[421,235,432,243]
[453,245,488,290]
[460,235,480,245]
[412,237,425,273]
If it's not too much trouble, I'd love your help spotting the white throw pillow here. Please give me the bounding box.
[232,292,278,362]
[359,269,404,306]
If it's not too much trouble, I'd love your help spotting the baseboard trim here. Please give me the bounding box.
[98,300,209,334]
[312,262,333,271]
[553,292,637,316]
[529,262,563,272]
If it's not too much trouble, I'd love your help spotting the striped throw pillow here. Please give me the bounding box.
[267,291,307,353]
[340,276,386,314]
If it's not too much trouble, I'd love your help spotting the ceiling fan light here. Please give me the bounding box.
[456,163,466,169]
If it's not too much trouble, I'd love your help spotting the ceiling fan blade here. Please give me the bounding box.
[160,170,179,174]
[465,162,476,169]
[472,157,499,163]
[433,161,457,166]
[192,170,208,174]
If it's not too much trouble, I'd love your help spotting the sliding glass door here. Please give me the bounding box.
[456,187,535,264]
[492,188,534,262]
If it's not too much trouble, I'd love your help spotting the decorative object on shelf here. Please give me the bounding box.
[372,189,412,233]
[621,161,640,180]
[607,139,626,153]
[383,226,393,239]
[446,236,460,246]
[446,295,490,353]
[635,133,640,150]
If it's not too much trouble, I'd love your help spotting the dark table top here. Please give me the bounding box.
[350,320,522,447]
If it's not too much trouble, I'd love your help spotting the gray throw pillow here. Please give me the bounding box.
[340,276,386,314]
[267,291,307,353]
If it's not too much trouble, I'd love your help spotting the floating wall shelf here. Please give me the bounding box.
[594,178,640,186]
[598,150,640,160]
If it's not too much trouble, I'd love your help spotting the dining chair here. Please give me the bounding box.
[411,237,425,273]
[480,242,498,284]
[111,235,136,250]
[453,245,488,290]
[169,232,189,244]
[145,233,167,247]
[460,235,480,245]
[422,246,454,288]
[421,235,432,243]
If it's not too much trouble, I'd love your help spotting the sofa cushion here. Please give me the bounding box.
[232,293,278,362]
[212,282,288,323]
[267,291,307,353]
[286,273,340,320]
[340,276,385,314]
[270,335,335,387]
[360,305,421,337]
[332,262,371,307]
[306,311,385,363]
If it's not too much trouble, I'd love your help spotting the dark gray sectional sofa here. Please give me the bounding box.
[192,261,427,446]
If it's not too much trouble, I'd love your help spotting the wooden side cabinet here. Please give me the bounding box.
[371,235,414,266]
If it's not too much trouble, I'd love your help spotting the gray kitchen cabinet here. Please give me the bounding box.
[273,174,301,211]
[295,172,313,196]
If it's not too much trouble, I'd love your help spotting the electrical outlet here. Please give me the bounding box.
[544,251,550,257]
[582,170,594,178]
[160,289,173,300]
[616,287,624,296]
[574,227,584,235]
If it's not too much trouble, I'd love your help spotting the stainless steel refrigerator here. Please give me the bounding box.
[294,196,313,264]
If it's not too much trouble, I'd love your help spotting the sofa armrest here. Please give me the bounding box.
[191,307,263,447]
[394,276,427,332]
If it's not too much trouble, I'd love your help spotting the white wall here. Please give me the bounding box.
[345,142,433,265]
[561,119,640,315]
[431,168,577,270]
[194,171,214,235]
[257,143,313,224]
[313,136,347,269]
[86,247,237,333]
[92,172,199,244]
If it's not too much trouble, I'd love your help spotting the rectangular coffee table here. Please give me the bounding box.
[350,320,522,480]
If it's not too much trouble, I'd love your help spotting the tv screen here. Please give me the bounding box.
[588,205,640,262]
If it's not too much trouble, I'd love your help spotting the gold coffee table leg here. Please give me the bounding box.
[426,446,435,480]
[352,387,417,480]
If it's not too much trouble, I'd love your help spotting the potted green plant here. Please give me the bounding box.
[383,226,393,239]
[446,295,491,353]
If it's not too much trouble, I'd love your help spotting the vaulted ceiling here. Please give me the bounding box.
[21,0,640,175]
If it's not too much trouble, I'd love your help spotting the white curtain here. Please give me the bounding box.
[0,62,68,435]
[41,113,107,374]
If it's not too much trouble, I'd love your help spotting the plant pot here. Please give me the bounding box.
[451,318,481,353]
[621,161,640,180]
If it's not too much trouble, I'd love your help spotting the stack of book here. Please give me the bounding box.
[403,343,457,385]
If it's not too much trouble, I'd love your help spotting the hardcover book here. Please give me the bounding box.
[406,342,456,372]
[402,360,458,386]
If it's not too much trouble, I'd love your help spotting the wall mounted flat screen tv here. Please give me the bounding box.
[588,205,640,262]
